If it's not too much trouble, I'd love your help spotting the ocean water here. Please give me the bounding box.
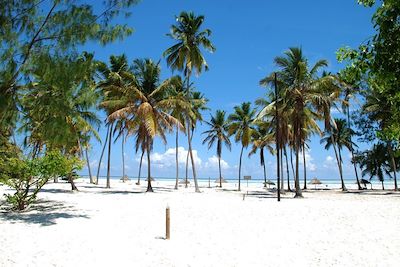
[81,175,396,190]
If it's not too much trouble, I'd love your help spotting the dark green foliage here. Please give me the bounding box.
[337,0,400,141]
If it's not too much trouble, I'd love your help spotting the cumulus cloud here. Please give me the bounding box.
[204,155,230,170]
[323,155,337,170]
[299,149,317,171]
[137,147,202,169]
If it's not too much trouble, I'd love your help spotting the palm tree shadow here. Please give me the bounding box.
[0,199,90,226]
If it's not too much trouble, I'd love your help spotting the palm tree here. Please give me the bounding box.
[97,54,134,188]
[357,143,392,190]
[163,76,190,189]
[164,11,215,193]
[202,110,231,187]
[259,47,335,197]
[249,122,274,188]
[109,59,181,192]
[340,79,363,190]
[321,119,356,191]
[228,102,256,191]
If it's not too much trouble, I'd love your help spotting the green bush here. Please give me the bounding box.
[1,150,83,211]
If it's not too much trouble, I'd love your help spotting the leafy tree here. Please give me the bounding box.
[0,0,138,137]
[202,110,231,188]
[164,11,215,193]
[228,102,256,191]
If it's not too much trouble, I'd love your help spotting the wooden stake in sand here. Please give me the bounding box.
[166,206,170,240]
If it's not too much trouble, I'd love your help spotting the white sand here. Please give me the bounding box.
[1,179,399,267]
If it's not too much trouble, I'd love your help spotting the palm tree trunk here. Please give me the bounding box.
[187,123,200,192]
[381,180,385,190]
[280,148,284,191]
[185,149,189,188]
[290,147,295,182]
[238,146,244,191]
[185,74,200,193]
[146,142,153,192]
[96,124,110,185]
[261,148,267,187]
[303,143,307,190]
[387,143,398,191]
[136,150,144,185]
[85,146,94,184]
[331,136,347,191]
[185,128,194,188]
[347,108,362,190]
[284,146,291,191]
[294,142,303,198]
[122,134,126,182]
[106,123,113,189]
[218,154,222,188]
[175,125,179,190]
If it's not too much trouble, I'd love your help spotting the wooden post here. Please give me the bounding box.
[166,206,170,240]
[208,177,210,188]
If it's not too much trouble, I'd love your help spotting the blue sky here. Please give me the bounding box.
[81,0,376,181]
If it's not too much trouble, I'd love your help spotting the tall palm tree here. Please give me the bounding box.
[202,110,231,187]
[321,118,356,191]
[228,102,256,191]
[340,79,363,190]
[97,54,134,188]
[109,59,181,192]
[163,76,191,189]
[164,11,215,193]
[259,47,334,197]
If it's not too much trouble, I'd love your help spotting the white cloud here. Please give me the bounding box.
[137,147,202,169]
[323,155,337,170]
[204,155,230,170]
[299,149,317,171]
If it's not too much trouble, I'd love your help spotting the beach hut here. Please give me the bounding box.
[309,178,322,189]
[145,177,155,182]
[264,180,275,188]
[179,179,190,184]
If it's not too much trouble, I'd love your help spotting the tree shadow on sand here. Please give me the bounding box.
[0,199,90,226]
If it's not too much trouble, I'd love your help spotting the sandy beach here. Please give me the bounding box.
[1,179,399,267]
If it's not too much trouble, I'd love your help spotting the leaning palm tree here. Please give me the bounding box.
[164,11,215,193]
[357,143,392,190]
[228,102,256,191]
[321,119,356,191]
[109,59,181,192]
[249,122,274,188]
[202,110,231,187]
